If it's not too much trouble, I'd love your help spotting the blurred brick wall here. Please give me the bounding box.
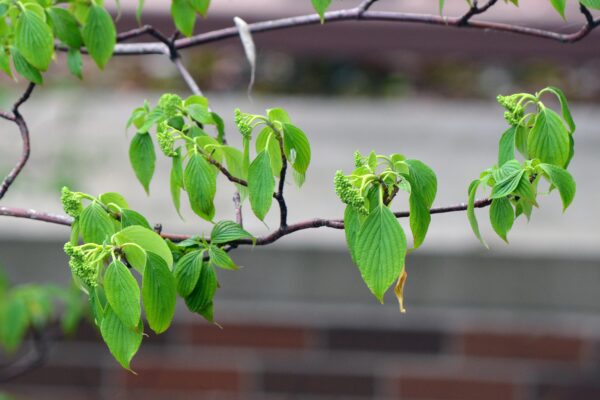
[3,315,600,400]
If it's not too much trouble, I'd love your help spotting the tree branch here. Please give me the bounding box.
[0,199,493,246]
[0,83,36,200]
[458,0,499,26]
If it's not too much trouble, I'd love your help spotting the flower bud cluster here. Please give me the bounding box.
[61,187,83,217]
[158,93,182,117]
[354,151,365,168]
[157,126,177,157]
[497,95,524,126]
[334,171,368,215]
[234,108,253,138]
[64,243,98,288]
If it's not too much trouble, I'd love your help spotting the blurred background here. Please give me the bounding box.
[1,0,600,399]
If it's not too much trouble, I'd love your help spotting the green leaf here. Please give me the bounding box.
[184,153,217,221]
[222,146,248,200]
[120,209,151,230]
[89,286,106,326]
[121,243,146,274]
[80,202,116,244]
[189,0,211,17]
[546,86,575,133]
[211,220,253,244]
[498,127,516,166]
[184,263,217,321]
[99,192,129,209]
[256,128,283,177]
[187,103,213,125]
[491,170,524,199]
[548,0,566,18]
[15,9,54,71]
[171,0,196,36]
[311,0,332,23]
[100,306,142,370]
[82,5,116,69]
[0,295,29,352]
[129,132,156,194]
[0,49,13,79]
[170,148,184,216]
[46,7,83,48]
[136,0,145,23]
[142,252,176,334]
[174,250,204,297]
[355,206,407,302]
[11,47,43,84]
[67,48,82,79]
[267,108,291,124]
[209,245,237,270]
[104,260,141,328]
[404,160,437,248]
[439,0,445,13]
[467,179,488,248]
[343,205,361,263]
[113,226,173,269]
[282,123,311,177]
[248,150,275,220]
[528,107,570,167]
[489,197,514,242]
[580,0,600,10]
[538,163,576,210]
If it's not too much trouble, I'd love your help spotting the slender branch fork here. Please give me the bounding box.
[1,0,597,244]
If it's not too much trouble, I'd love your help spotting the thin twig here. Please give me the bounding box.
[458,0,499,26]
[173,57,203,96]
[0,199,493,245]
[0,83,36,200]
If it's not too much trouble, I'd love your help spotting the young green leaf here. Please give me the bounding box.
[404,160,437,248]
[170,148,184,216]
[67,48,83,79]
[528,108,570,167]
[267,108,292,124]
[548,0,566,18]
[82,5,116,69]
[222,146,248,200]
[79,202,116,244]
[189,0,211,17]
[187,103,213,125]
[211,220,253,244]
[312,0,332,23]
[184,153,217,221]
[11,47,43,84]
[491,170,524,199]
[113,226,174,269]
[184,263,217,321]
[282,123,311,176]
[209,245,237,270]
[538,163,576,210]
[498,127,517,166]
[256,128,283,177]
[545,86,576,133]
[344,205,361,263]
[580,0,600,10]
[104,260,141,328]
[121,243,147,274]
[142,252,176,334]
[99,192,129,209]
[171,0,196,36]
[489,197,514,242]
[355,206,407,303]
[120,209,151,230]
[174,250,204,297]
[15,9,54,71]
[467,179,488,248]
[248,150,275,220]
[100,306,143,370]
[46,7,83,49]
[129,132,156,194]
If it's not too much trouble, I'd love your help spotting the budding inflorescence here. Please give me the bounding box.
[157,127,177,157]
[64,243,99,288]
[354,151,365,168]
[61,186,83,218]
[158,93,183,117]
[497,94,525,127]
[234,108,253,138]
[334,170,368,215]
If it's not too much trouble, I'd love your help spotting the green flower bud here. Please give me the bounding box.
[354,151,364,168]
[61,186,83,218]
[157,129,177,157]
[334,170,367,215]
[63,243,98,287]
[158,93,182,117]
[234,108,252,138]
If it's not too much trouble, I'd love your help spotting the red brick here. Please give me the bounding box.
[461,332,583,362]
[399,376,516,400]
[185,323,311,349]
[125,367,241,392]
[262,371,374,396]
[326,328,444,354]
[537,383,600,400]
